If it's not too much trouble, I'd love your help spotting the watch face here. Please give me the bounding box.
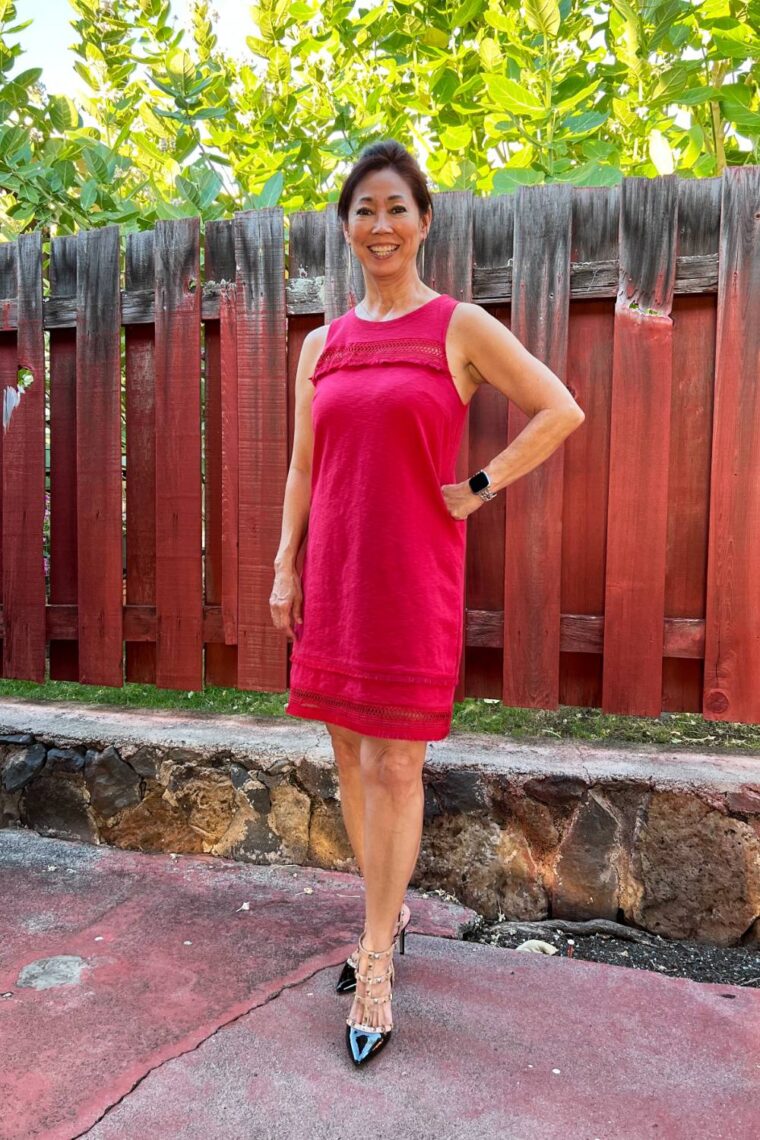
[469,470,489,493]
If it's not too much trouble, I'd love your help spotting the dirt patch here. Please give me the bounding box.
[463,917,760,989]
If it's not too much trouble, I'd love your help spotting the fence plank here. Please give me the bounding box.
[154,218,203,689]
[125,230,157,684]
[220,281,239,646]
[204,220,238,686]
[603,176,679,715]
[234,208,288,691]
[562,186,619,709]
[465,193,514,699]
[423,190,474,704]
[0,242,17,676]
[284,209,328,694]
[504,183,573,708]
[664,178,721,713]
[704,166,760,723]
[1,234,46,680]
[76,224,123,685]
[467,198,515,693]
[48,235,79,681]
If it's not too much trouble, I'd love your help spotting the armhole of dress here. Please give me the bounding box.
[310,314,343,385]
[437,294,460,344]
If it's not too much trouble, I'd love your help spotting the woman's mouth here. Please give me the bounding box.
[367,245,400,259]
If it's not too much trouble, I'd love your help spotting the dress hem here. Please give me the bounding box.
[285,696,452,742]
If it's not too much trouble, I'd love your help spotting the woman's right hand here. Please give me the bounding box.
[270,563,303,640]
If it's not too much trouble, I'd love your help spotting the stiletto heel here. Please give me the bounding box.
[336,903,410,993]
[345,934,396,1067]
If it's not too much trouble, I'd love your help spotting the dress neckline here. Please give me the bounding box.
[351,293,443,326]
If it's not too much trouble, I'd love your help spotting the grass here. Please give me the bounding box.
[1,677,760,753]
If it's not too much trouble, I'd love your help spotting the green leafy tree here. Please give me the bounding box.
[0,0,757,240]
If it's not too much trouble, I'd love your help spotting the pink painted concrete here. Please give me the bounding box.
[0,830,472,1139]
[2,829,759,1140]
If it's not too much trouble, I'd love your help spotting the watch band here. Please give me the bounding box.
[468,469,497,501]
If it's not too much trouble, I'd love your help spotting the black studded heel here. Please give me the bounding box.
[336,902,410,994]
[345,934,396,1066]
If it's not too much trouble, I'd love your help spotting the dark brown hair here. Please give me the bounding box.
[336,139,434,227]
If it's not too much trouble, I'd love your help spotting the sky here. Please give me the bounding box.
[10,0,246,96]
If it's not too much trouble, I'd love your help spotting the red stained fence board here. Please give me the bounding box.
[153,218,203,690]
[233,209,288,691]
[3,233,46,680]
[504,184,572,709]
[76,225,123,686]
[125,230,157,685]
[703,167,760,723]
[48,235,79,682]
[603,176,679,715]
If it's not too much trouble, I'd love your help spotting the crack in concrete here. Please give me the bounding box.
[71,953,347,1139]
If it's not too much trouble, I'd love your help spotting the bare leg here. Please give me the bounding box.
[326,722,366,874]
[348,735,427,1031]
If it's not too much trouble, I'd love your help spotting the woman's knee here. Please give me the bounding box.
[359,737,427,792]
[326,722,362,770]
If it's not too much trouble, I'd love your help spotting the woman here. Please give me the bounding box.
[270,140,584,1067]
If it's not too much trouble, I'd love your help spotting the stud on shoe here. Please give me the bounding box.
[335,903,410,994]
[345,935,395,1067]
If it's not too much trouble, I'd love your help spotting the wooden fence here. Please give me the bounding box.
[0,168,758,723]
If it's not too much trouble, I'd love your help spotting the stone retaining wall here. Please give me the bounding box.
[1,702,759,947]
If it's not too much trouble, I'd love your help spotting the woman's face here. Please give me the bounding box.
[343,167,430,276]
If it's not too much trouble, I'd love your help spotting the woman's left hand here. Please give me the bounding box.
[440,480,483,521]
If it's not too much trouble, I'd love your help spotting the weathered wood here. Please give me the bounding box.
[2,232,46,680]
[562,187,620,711]
[48,235,79,682]
[283,210,328,694]
[124,229,157,685]
[204,220,239,687]
[0,251,718,331]
[504,183,573,709]
[233,208,288,690]
[0,604,705,661]
[603,176,679,716]
[220,281,238,646]
[76,225,123,685]
[663,177,722,712]
[0,242,17,677]
[0,175,757,721]
[466,192,514,699]
[704,166,760,723]
[154,218,203,689]
[422,191,474,703]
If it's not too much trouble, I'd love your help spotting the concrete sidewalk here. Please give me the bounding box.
[1,828,758,1140]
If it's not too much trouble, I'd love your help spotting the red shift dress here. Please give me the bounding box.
[285,292,468,741]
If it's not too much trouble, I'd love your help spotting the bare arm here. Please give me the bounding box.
[442,303,585,520]
[270,325,326,637]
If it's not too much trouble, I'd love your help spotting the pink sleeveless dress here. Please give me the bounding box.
[285,293,468,741]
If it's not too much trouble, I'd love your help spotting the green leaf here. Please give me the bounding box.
[80,179,98,210]
[719,98,760,133]
[648,129,675,174]
[679,86,719,105]
[48,95,80,132]
[258,170,283,207]
[166,48,195,87]
[559,110,608,138]
[524,0,561,38]
[557,162,623,187]
[492,166,544,193]
[483,75,546,118]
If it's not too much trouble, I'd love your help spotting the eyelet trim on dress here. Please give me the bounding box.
[312,338,449,384]
[290,649,458,687]
[289,687,452,723]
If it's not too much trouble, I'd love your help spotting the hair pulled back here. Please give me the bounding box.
[337,139,434,227]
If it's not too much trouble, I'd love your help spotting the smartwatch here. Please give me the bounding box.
[468,469,497,501]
